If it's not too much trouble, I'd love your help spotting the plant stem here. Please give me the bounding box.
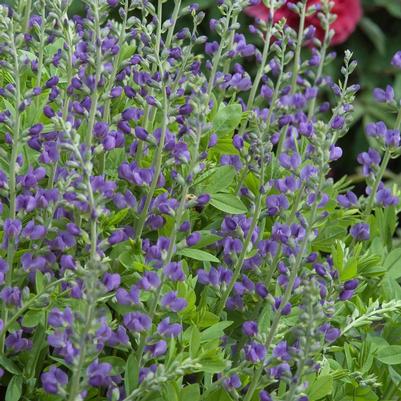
[243,173,324,401]
[136,0,164,165]
[86,0,102,148]
[290,0,307,93]
[135,116,202,380]
[206,6,233,105]
[99,0,129,174]
[134,86,168,241]
[364,107,401,216]
[22,0,32,32]
[0,31,21,353]
[216,153,265,316]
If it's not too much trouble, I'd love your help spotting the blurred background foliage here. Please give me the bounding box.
[5,0,401,178]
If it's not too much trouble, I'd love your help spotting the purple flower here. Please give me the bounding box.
[87,360,112,387]
[103,273,121,291]
[41,366,68,394]
[350,223,370,241]
[157,317,182,338]
[205,41,219,55]
[270,362,291,379]
[259,390,273,401]
[45,76,59,88]
[4,218,22,239]
[244,341,266,363]
[107,0,119,7]
[163,262,185,281]
[331,115,345,130]
[0,286,21,306]
[123,312,151,332]
[265,194,289,216]
[376,187,399,207]
[373,85,394,103]
[116,287,139,305]
[138,271,161,291]
[5,330,32,352]
[337,191,358,208]
[161,291,187,312]
[242,321,258,336]
[0,259,8,284]
[145,340,167,357]
[223,374,241,390]
[273,341,290,360]
[357,148,381,176]
[392,51,401,69]
[385,129,400,147]
[186,232,201,247]
[48,307,73,327]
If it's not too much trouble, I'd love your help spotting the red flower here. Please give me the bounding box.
[246,0,362,45]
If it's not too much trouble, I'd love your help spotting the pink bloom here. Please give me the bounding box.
[246,0,362,45]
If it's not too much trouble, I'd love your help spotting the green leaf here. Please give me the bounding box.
[5,376,23,401]
[212,104,242,136]
[381,277,401,301]
[180,384,200,401]
[35,271,45,293]
[209,193,247,215]
[21,309,45,328]
[376,345,401,365]
[177,248,220,263]
[359,17,385,55]
[384,248,401,279]
[125,353,139,394]
[200,321,233,342]
[340,257,358,281]
[0,355,21,375]
[198,353,229,374]
[189,325,201,358]
[308,375,333,400]
[202,166,236,193]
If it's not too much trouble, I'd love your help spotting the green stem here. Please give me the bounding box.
[135,118,202,381]
[165,0,182,50]
[86,0,102,148]
[3,278,66,333]
[136,0,164,165]
[67,303,96,401]
[35,2,46,87]
[364,107,401,216]
[135,86,169,240]
[206,6,233,104]
[216,161,265,316]
[0,32,21,353]
[99,0,129,174]
[238,14,274,135]
[22,0,32,32]
[290,1,307,94]
[243,174,324,401]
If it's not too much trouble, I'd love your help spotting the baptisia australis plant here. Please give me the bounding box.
[0,0,401,400]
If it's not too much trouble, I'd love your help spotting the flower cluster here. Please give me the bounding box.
[0,1,400,401]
